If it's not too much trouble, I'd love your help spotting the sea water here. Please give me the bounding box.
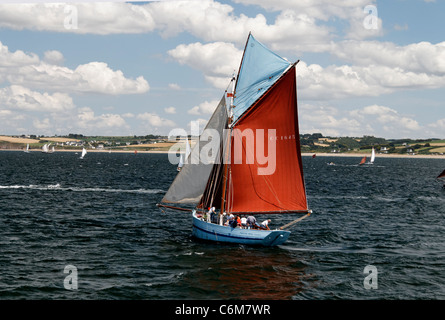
[0,151,444,299]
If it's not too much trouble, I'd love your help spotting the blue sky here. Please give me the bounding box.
[0,0,444,139]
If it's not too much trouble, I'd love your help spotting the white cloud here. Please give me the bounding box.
[299,103,425,138]
[0,110,12,117]
[76,107,128,131]
[164,107,176,114]
[300,104,364,137]
[296,58,445,101]
[0,42,39,68]
[394,24,409,31]
[332,40,445,75]
[168,83,181,90]
[188,100,219,115]
[0,85,75,112]
[0,3,155,35]
[0,2,332,52]
[33,118,51,130]
[73,62,149,94]
[43,50,64,65]
[233,0,382,41]
[426,119,445,138]
[350,105,421,136]
[0,41,149,95]
[168,41,241,89]
[137,112,176,127]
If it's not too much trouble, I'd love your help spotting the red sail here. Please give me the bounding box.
[225,66,307,214]
[437,169,445,179]
[359,156,366,165]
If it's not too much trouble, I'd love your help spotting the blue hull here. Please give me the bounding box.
[192,211,290,246]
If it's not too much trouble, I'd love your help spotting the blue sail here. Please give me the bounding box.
[232,34,292,123]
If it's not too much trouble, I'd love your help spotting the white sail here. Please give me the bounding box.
[370,147,375,163]
[162,96,228,204]
[80,148,87,159]
[177,137,191,171]
[24,144,29,153]
[42,144,49,153]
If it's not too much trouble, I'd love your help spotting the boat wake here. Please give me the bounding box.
[0,184,164,194]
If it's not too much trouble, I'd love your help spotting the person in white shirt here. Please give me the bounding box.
[261,219,271,230]
[240,216,247,228]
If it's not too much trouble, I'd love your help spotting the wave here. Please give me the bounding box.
[0,184,164,194]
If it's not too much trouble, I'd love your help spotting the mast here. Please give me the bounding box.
[221,75,236,214]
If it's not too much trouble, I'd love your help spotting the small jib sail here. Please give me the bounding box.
[80,148,87,159]
[42,143,49,153]
[370,147,375,164]
[158,33,311,245]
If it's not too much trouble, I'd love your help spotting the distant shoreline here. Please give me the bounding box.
[2,148,444,159]
[0,149,170,154]
[302,152,445,159]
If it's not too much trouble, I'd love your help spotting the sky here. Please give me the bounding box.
[0,0,444,139]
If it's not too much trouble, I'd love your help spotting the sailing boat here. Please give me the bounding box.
[24,144,30,153]
[367,147,375,164]
[359,156,367,165]
[158,33,311,246]
[177,138,191,172]
[41,143,49,153]
[80,147,87,159]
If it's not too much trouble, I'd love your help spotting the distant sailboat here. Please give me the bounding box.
[177,138,191,172]
[359,156,367,165]
[42,143,49,153]
[24,144,30,153]
[368,147,375,164]
[80,148,87,159]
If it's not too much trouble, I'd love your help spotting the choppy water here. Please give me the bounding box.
[0,151,444,299]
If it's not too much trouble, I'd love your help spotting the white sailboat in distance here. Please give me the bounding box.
[80,148,87,159]
[42,143,49,153]
[177,138,191,172]
[368,147,375,164]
